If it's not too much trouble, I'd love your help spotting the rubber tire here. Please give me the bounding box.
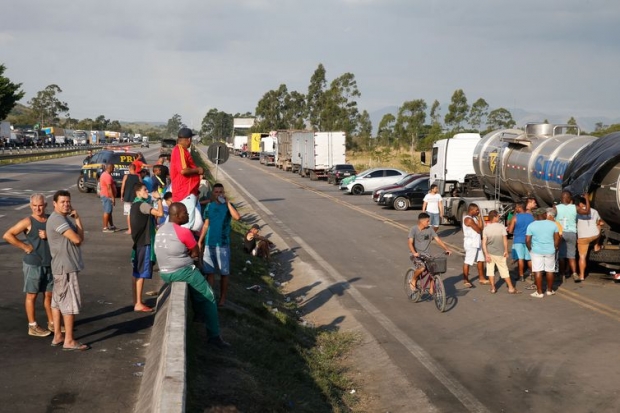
[588,248,620,263]
[393,196,409,211]
[456,203,467,225]
[77,176,89,193]
[351,184,364,195]
[404,269,423,302]
[433,275,447,312]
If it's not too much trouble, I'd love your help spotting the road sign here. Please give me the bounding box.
[207,142,229,165]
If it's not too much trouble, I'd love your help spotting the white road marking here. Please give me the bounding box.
[219,166,490,413]
[1,188,12,191]
[15,203,30,210]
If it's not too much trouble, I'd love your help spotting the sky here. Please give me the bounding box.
[2,0,619,128]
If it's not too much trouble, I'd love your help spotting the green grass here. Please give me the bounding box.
[185,148,363,412]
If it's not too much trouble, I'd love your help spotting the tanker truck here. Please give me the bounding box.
[432,122,620,263]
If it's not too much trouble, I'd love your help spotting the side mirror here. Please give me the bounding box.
[420,152,426,165]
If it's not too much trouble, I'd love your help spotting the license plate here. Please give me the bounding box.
[344,172,350,176]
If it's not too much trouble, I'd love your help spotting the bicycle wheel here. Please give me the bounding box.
[404,268,423,302]
[433,275,447,312]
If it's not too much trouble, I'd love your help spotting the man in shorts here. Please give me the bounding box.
[507,202,534,282]
[3,194,56,337]
[154,203,229,348]
[482,210,519,294]
[462,203,487,288]
[120,163,141,235]
[576,197,603,282]
[130,183,164,312]
[46,190,89,351]
[422,184,443,232]
[526,208,560,298]
[99,163,117,233]
[170,127,204,231]
[198,183,241,307]
[555,190,581,280]
[407,212,452,291]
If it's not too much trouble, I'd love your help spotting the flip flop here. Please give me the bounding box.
[525,284,538,290]
[508,289,522,294]
[463,282,473,288]
[134,307,154,313]
[63,343,90,351]
[479,280,491,285]
[51,340,64,347]
[490,289,497,294]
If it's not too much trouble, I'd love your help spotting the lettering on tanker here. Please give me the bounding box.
[532,155,568,184]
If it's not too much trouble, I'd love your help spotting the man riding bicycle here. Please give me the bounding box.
[408,212,452,290]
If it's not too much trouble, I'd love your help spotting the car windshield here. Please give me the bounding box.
[405,178,428,189]
[395,174,414,186]
[338,165,355,170]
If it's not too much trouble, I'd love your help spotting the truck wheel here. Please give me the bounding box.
[393,197,409,211]
[310,171,318,181]
[351,184,364,195]
[456,203,466,224]
[589,248,620,264]
[77,176,89,193]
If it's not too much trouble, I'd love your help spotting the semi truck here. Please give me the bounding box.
[275,130,293,170]
[429,123,620,264]
[291,131,312,173]
[247,133,266,160]
[233,136,247,155]
[259,133,276,166]
[299,131,347,181]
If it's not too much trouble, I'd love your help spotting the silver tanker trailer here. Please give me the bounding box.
[438,123,620,264]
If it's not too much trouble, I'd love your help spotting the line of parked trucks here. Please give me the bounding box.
[232,130,347,180]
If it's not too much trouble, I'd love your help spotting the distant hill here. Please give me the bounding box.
[368,106,620,135]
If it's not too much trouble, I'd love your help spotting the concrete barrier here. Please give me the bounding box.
[135,282,188,413]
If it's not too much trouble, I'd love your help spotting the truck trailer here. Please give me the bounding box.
[299,131,347,181]
[247,133,266,160]
[259,134,276,166]
[291,131,313,173]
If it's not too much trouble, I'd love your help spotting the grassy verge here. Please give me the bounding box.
[186,148,364,412]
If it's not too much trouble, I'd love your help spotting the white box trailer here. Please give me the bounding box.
[259,135,276,166]
[233,136,247,155]
[300,131,347,181]
[291,131,313,173]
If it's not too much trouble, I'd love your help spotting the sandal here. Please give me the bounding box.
[63,342,90,351]
[525,284,538,290]
[508,289,522,294]
[463,281,473,288]
[490,289,497,294]
[479,280,490,285]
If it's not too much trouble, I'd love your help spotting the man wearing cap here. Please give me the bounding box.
[526,208,561,298]
[243,223,275,260]
[170,127,204,231]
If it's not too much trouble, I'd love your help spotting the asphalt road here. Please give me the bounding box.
[213,150,620,413]
[0,146,164,412]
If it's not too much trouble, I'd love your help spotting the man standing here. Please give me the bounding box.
[462,203,487,288]
[46,190,89,351]
[526,208,561,298]
[507,202,534,282]
[422,184,443,232]
[170,127,204,231]
[120,163,141,235]
[198,183,241,307]
[154,203,229,348]
[99,163,117,233]
[555,190,582,280]
[482,210,519,294]
[407,212,452,290]
[3,194,56,337]
[130,183,164,312]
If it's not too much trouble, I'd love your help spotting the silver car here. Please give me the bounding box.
[344,168,407,195]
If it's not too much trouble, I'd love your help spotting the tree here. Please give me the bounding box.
[430,100,441,125]
[108,120,123,132]
[357,110,373,150]
[468,98,489,131]
[444,89,469,131]
[377,113,396,146]
[201,108,233,143]
[0,64,25,121]
[165,114,185,137]
[282,90,306,130]
[395,99,427,149]
[486,108,516,131]
[306,64,327,130]
[320,72,361,146]
[567,116,577,126]
[93,115,110,130]
[28,84,69,126]
[254,84,289,131]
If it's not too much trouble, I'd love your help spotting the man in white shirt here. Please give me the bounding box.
[576,196,604,282]
[422,184,443,232]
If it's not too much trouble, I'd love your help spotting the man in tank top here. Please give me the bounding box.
[462,203,487,288]
[3,194,57,337]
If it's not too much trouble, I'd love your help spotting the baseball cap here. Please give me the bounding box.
[251,224,260,230]
[177,127,195,139]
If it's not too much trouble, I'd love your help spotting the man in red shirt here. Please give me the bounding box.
[99,163,117,232]
[170,128,204,231]
[131,153,149,173]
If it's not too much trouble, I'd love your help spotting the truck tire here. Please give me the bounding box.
[589,248,620,264]
[310,171,318,181]
[455,203,467,225]
[351,184,364,195]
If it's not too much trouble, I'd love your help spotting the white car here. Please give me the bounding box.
[344,168,407,195]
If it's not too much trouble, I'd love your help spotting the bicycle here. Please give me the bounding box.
[404,253,448,312]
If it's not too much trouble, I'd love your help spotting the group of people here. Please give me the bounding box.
[410,189,604,298]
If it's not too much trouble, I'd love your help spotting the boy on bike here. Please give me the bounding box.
[408,212,452,291]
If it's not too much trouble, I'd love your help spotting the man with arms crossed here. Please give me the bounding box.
[46,190,89,351]
[154,203,229,348]
[3,194,58,337]
[422,184,443,232]
[407,212,452,292]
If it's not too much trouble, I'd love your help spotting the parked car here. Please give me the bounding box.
[344,168,407,195]
[378,177,430,211]
[77,149,143,194]
[372,173,429,202]
[141,140,149,148]
[327,164,357,184]
[339,174,357,190]
[160,138,176,159]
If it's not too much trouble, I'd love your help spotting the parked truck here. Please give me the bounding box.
[1,121,11,143]
[299,131,347,181]
[291,131,313,173]
[275,130,293,170]
[259,133,276,166]
[429,123,620,263]
[247,133,266,160]
[233,136,247,156]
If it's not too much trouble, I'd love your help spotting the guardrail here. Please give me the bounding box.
[0,143,143,163]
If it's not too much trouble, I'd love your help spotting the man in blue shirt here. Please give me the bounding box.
[526,208,560,298]
[198,183,240,307]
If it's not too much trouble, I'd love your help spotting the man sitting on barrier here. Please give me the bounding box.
[154,202,229,349]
